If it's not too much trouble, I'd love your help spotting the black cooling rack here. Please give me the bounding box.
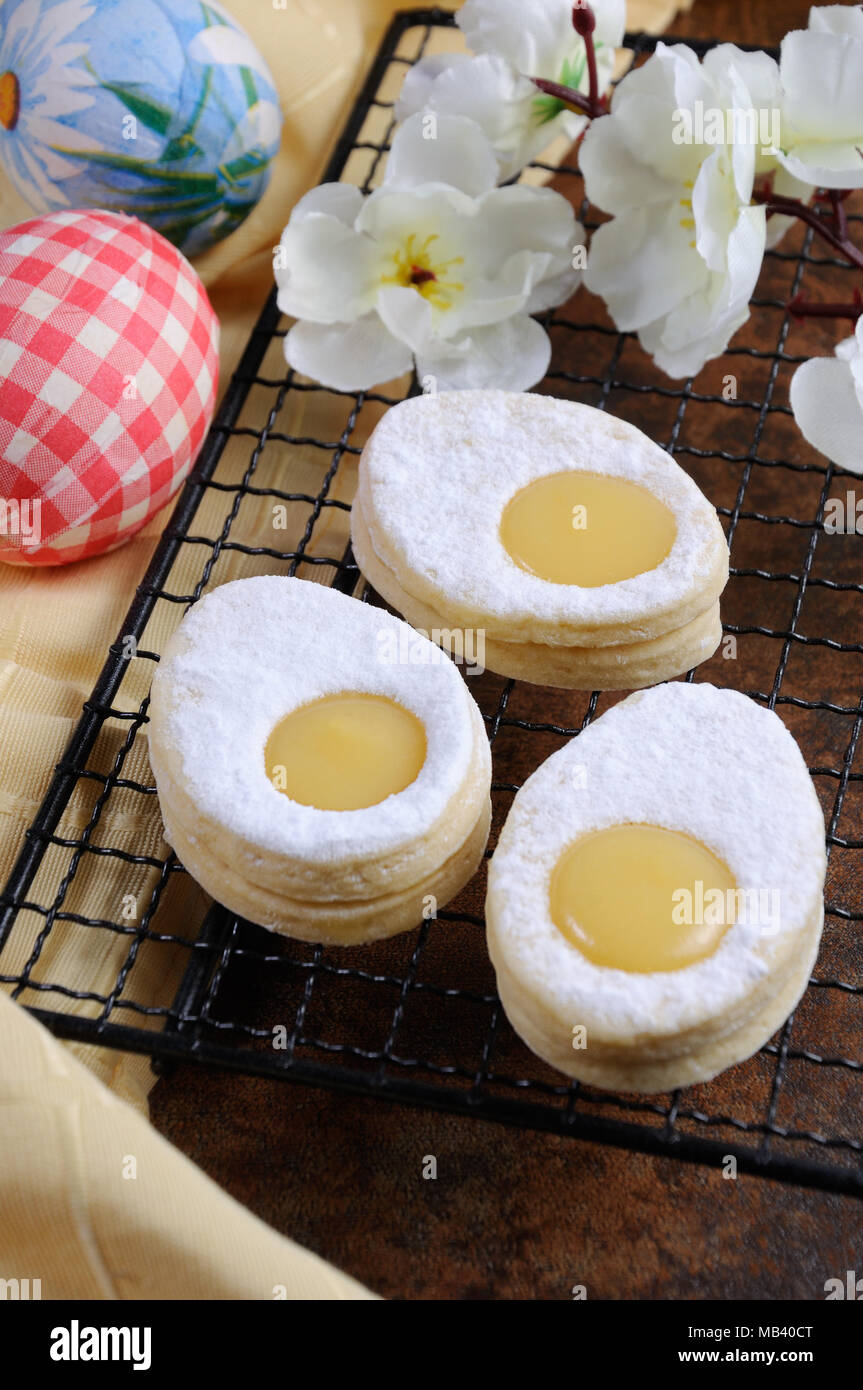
[2,10,862,1198]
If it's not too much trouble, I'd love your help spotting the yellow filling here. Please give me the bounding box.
[500,471,677,587]
[265,692,426,811]
[550,823,736,973]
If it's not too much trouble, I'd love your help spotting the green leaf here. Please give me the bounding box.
[239,66,257,108]
[157,205,224,242]
[532,52,587,127]
[218,148,269,183]
[117,191,220,215]
[200,1,230,27]
[94,78,176,136]
[50,147,220,193]
[182,65,212,144]
[161,133,204,163]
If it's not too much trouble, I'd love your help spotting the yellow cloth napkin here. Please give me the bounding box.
[0,0,694,1301]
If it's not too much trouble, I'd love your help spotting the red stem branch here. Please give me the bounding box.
[531,3,605,120]
[788,289,863,323]
[758,194,863,272]
[531,76,597,120]
[573,3,600,110]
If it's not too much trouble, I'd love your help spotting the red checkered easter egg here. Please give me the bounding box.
[0,209,219,565]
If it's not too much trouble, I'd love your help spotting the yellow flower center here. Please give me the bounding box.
[380,233,464,310]
[0,71,20,132]
[679,180,696,249]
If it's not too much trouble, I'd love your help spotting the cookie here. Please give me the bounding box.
[485,683,826,1092]
[351,389,729,689]
[148,576,492,945]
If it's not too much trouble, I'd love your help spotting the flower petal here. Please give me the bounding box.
[397,51,568,183]
[584,204,707,331]
[384,112,498,197]
[790,353,863,473]
[275,207,377,324]
[776,143,863,190]
[417,315,551,392]
[778,28,863,187]
[394,53,474,122]
[459,0,625,80]
[639,204,764,378]
[809,5,863,38]
[285,317,412,391]
[693,146,746,273]
[580,109,680,214]
[376,286,434,354]
[458,0,576,76]
[290,183,365,226]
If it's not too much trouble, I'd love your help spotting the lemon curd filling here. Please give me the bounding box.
[265,692,427,811]
[499,471,677,587]
[550,823,736,972]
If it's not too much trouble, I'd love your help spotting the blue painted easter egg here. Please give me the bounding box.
[0,0,282,256]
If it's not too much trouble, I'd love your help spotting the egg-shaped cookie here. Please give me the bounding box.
[485,682,826,1093]
[351,390,729,689]
[148,577,491,945]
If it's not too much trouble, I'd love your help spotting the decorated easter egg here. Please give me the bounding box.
[0,0,281,257]
[0,209,219,566]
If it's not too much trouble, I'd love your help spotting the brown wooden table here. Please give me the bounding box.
[151,0,863,1299]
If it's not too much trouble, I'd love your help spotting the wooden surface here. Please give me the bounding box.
[150,0,863,1299]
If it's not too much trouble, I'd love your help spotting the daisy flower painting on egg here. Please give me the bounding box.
[0,0,282,256]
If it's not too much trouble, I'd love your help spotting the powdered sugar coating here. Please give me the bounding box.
[487,683,826,1039]
[356,390,728,635]
[148,576,479,863]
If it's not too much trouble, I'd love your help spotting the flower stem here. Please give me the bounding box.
[788,289,863,323]
[830,188,849,243]
[531,76,596,119]
[531,3,606,121]
[572,3,600,112]
[758,192,863,272]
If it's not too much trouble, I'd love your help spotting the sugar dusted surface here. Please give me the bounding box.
[487,683,827,1038]
[148,577,478,863]
[358,390,726,630]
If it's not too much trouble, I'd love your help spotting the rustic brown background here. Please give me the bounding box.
[151,0,863,1299]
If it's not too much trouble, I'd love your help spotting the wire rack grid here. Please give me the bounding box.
[1,9,862,1197]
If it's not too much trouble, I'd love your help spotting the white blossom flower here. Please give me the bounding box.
[395,0,626,182]
[774,4,863,191]
[581,43,778,379]
[275,113,584,393]
[790,317,863,473]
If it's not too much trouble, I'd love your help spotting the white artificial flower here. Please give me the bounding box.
[774,4,863,190]
[729,45,814,250]
[581,42,776,379]
[790,317,863,473]
[395,0,626,181]
[275,113,584,393]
